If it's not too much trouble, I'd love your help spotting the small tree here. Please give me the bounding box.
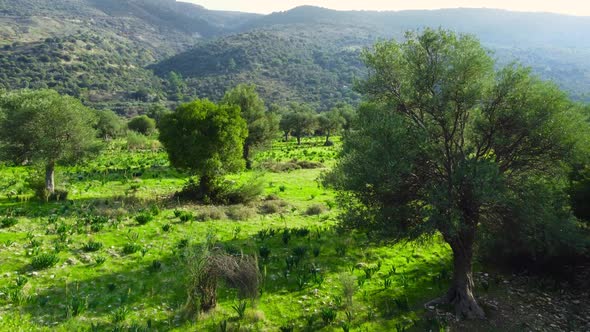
[95,109,126,140]
[0,89,100,195]
[128,115,156,136]
[159,99,247,198]
[222,84,279,169]
[318,109,345,146]
[279,104,318,145]
[332,29,588,318]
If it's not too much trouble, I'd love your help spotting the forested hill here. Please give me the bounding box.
[1,2,590,110]
[159,6,590,108]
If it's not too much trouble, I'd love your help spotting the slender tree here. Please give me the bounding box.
[158,99,247,197]
[0,89,100,194]
[222,84,279,169]
[318,109,345,145]
[332,29,588,319]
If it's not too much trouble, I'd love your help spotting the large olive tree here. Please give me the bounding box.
[0,89,100,195]
[332,29,587,318]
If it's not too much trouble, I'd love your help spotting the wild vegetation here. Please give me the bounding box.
[0,2,590,331]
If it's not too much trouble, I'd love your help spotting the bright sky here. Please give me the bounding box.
[183,0,590,16]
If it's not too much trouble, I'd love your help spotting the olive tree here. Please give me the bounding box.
[0,89,100,194]
[279,104,318,145]
[158,99,247,197]
[222,84,279,169]
[318,109,345,146]
[332,29,587,318]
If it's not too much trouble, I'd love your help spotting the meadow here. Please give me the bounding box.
[0,137,453,331]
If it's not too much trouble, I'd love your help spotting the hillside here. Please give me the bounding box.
[1,2,590,109]
[0,0,260,109]
[155,6,590,107]
[152,25,373,109]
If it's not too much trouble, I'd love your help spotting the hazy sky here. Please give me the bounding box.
[184,1,590,16]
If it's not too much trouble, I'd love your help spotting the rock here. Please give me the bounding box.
[66,257,77,265]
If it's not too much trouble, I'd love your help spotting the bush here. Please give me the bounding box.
[1,217,18,228]
[196,207,226,221]
[305,204,326,216]
[31,253,59,270]
[82,240,103,252]
[135,212,153,225]
[126,131,150,150]
[127,115,156,135]
[176,177,263,205]
[227,206,257,221]
[259,201,282,215]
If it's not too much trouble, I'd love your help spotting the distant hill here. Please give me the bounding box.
[1,2,590,110]
[155,6,590,107]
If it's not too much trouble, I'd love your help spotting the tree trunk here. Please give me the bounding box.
[284,131,289,142]
[199,175,214,198]
[428,228,485,319]
[296,135,301,145]
[447,237,485,319]
[45,161,55,194]
[243,143,252,170]
[324,131,331,146]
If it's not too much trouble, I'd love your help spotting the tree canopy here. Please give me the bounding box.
[158,99,248,196]
[128,115,156,136]
[221,84,279,168]
[332,29,589,319]
[0,89,100,194]
[279,104,318,145]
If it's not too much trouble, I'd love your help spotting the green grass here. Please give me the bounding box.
[0,136,452,331]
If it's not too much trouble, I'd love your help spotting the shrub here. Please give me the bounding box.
[178,211,194,223]
[305,204,326,216]
[259,201,282,215]
[82,240,103,252]
[1,217,18,228]
[135,212,153,225]
[128,115,156,135]
[226,205,256,221]
[126,131,150,150]
[31,253,59,270]
[122,243,142,255]
[196,207,226,221]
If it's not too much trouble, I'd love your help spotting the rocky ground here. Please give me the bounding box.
[430,265,590,331]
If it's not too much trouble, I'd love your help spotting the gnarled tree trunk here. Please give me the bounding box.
[428,226,485,319]
[45,161,55,194]
[447,234,485,319]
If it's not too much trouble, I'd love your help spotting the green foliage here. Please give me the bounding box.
[222,84,280,167]
[31,253,59,270]
[333,29,590,317]
[1,217,18,228]
[128,115,156,136]
[159,98,248,199]
[0,89,101,193]
[279,104,318,145]
[82,240,103,253]
[135,212,154,225]
[95,109,126,139]
[317,109,345,145]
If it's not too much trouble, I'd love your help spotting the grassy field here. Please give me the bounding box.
[0,137,452,331]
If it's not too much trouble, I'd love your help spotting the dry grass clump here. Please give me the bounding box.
[184,244,260,315]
